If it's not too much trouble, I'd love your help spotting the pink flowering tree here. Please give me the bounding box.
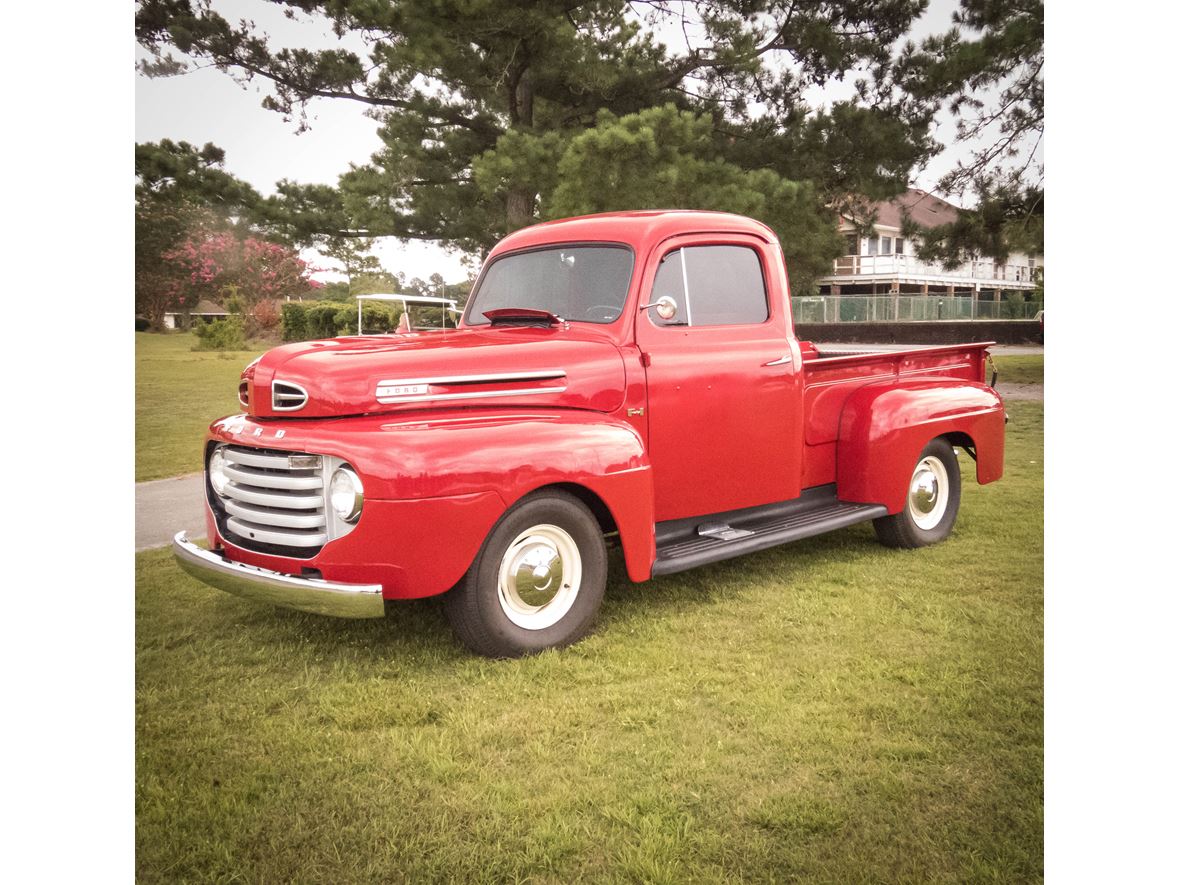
[163,231,315,321]
[135,200,217,330]
[238,238,316,304]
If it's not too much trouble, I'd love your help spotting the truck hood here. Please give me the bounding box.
[244,326,627,419]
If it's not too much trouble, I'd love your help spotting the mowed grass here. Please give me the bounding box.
[137,400,1043,882]
[136,333,267,481]
[991,355,1043,385]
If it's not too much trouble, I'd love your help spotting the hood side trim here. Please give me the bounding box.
[376,370,568,404]
[377,369,565,388]
[376,384,568,405]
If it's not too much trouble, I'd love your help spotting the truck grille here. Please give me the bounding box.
[210,445,329,556]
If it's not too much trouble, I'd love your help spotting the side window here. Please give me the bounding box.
[648,251,686,326]
[648,245,769,327]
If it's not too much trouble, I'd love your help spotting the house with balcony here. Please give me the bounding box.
[807,188,1041,322]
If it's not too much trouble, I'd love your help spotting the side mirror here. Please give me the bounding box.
[640,295,679,321]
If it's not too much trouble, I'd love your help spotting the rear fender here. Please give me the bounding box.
[836,380,1005,513]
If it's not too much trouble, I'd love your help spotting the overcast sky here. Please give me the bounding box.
[135,0,1034,284]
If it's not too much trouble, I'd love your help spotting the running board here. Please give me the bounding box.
[651,485,888,577]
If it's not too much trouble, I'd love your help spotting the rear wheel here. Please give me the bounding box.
[873,438,962,548]
[443,490,607,657]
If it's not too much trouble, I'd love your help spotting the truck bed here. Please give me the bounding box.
[797,341,994,487]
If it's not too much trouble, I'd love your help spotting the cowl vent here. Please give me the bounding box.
[272,380,308,412]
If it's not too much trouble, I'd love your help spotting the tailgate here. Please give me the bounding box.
[800,342,993,446]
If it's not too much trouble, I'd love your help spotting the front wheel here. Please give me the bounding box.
[873,438,962,548]
[443,490,607,657]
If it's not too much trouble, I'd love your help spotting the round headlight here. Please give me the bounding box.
[329,466,364,524]
[208,447,229,496]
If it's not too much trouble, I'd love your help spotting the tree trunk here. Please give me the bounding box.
[504,62,536,232]
[506,187,536,231]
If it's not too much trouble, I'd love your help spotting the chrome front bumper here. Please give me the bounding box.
[172,532,385,619]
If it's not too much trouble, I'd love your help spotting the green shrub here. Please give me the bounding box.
[334,304,359,335]
[280,299,399,341]
[191,316,247,351]
[281,302,309,341]
[307,301,342,338]
[336,302,402,334]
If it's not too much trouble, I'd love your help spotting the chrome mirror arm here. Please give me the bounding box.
[639,296,679,321]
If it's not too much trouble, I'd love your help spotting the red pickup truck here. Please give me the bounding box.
[174,211,1005,657]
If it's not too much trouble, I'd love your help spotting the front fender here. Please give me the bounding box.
[402,410,656,583]
[207,408,655,594]
[836,380,1005,513]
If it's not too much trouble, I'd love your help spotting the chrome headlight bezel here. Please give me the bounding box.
[208,445,230,496]
[328,466,364,524]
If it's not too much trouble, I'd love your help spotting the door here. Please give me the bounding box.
[635,235,805,522]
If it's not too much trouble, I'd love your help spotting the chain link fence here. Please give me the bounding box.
[791,294,1043,323]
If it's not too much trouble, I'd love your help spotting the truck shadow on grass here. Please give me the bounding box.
[598,524,891,626]
[214,593,459,664]
[180,521,901,665]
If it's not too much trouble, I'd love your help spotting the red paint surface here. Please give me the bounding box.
[836,380,1006,511]
[202,211,1004,599]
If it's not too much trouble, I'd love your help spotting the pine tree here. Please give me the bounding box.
[137,0,937,286]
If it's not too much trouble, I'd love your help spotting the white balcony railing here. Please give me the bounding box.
[791,294,1044,323]
[829,254,1037,284]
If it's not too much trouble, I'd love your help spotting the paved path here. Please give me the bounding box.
[136,473,205,551]
[995,382,1044,401]
[135,342,1044,551]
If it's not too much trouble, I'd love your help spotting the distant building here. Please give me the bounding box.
[814,189,1041,313]
[163,299,228,329]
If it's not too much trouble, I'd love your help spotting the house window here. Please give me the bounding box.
[880,236,891,254]
[648,245,769,327]
[866,237,878,256]
[844,234,858,255]
[895,238,905,254]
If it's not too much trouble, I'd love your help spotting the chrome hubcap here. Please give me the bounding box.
[908,456,949,530]
[497,524,581,630]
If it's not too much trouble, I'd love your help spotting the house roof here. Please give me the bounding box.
[192,299,227,315]
[845,188,960,230]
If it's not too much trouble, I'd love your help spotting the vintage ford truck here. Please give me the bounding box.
[173,211,1005,657]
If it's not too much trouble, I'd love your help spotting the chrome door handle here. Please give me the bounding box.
[763,354,793,367]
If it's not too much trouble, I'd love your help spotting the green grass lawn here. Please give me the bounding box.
[135,332,266,481]
[991,355,1043,385]
[136,400,1043,882]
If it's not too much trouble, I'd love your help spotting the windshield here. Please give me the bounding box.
[465,245,634,325]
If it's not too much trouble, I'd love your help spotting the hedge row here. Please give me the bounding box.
[281,301,400,342]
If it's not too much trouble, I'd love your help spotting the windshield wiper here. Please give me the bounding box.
[483,307,565,327]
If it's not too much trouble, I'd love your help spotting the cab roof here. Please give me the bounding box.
[492,210,778,257]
